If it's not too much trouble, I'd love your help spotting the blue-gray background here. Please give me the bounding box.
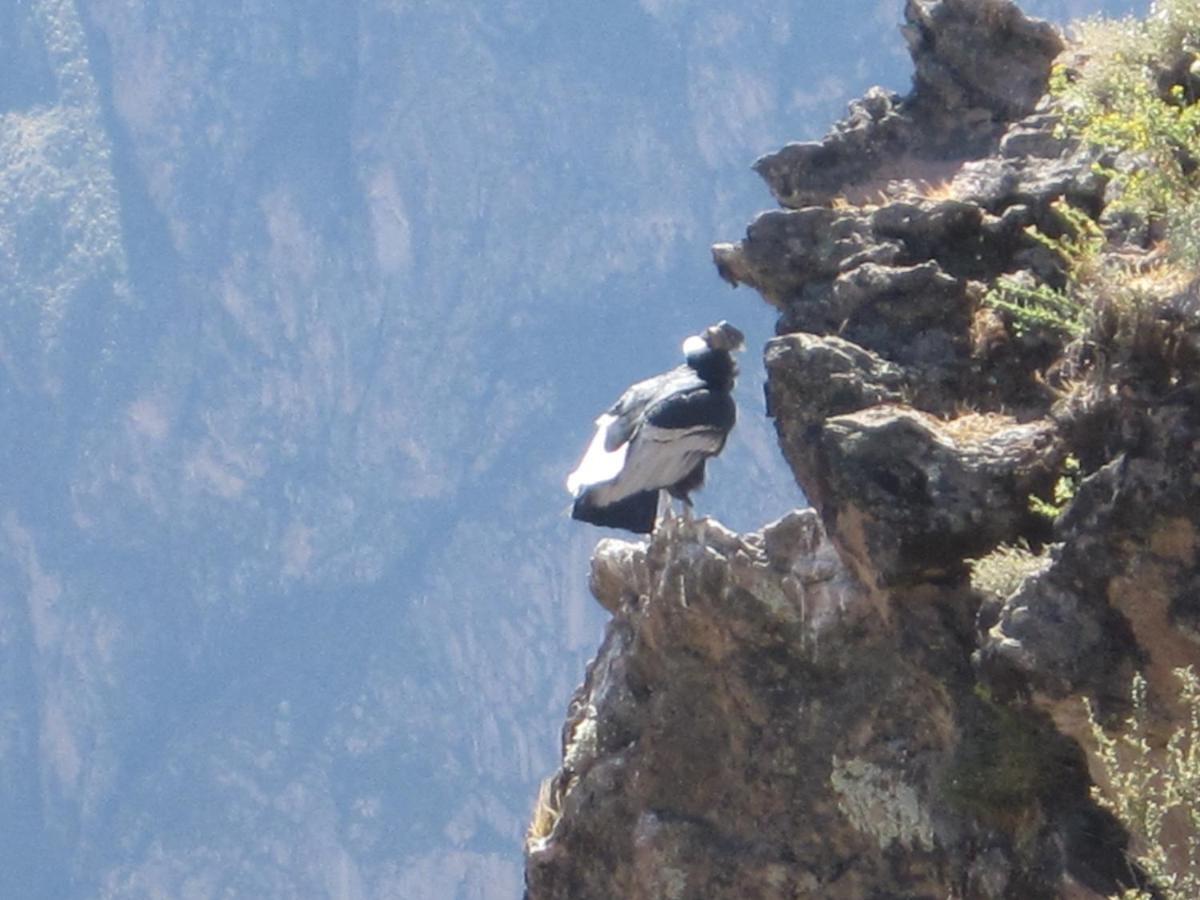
[1,0,1144,896]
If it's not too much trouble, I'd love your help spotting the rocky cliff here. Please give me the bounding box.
[526,1,1200,897]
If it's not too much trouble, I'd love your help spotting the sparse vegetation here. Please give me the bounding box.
[527,776,564,847]
[983,200,1104,340]
[942,691,1069,833]
[1084,667,1200,900]
[984,277,1088,338]
[982,1,1200,384]
[1055,0,1200,266]
[969,540,1052,597]
[1029,454,1081,521]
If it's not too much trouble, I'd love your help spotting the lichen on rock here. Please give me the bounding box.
[829,754,936,852]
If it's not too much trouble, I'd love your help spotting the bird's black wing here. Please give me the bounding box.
[602,365,700,451]
[644,384,736,434]
[593,384,736,505]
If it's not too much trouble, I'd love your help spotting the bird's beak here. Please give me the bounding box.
[705,321,745,352]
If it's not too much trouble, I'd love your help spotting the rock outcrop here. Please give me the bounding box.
[526,514,1131,898]
[528,0,1200,897]
[748,0,1064,211]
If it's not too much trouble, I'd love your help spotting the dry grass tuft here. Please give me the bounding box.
[1116,258,1194,297]
[939,410,1021,444]
[526,776,564,847]
[969,541,1051,598]
[904,177,959,202]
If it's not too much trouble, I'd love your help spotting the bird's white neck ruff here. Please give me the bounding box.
[681,334,707,356]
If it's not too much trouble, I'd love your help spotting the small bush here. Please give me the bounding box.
[1029,455,1081,521]
[969,541,1051,597]
[984,277,1087,339]
[1084,667,1200,899]
[982,201,1104,340]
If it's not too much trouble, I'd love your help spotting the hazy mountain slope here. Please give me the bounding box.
[0,0,1145,896]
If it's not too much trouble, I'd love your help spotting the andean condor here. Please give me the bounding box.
[566,321,745,534]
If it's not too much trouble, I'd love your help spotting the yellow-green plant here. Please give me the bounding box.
[1084,667,1200,899]
[1055,0,1200,263]
[1029,454,1082,520]
[1029,201,1108,275]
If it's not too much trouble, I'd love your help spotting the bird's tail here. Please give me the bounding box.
[571,489,659,534]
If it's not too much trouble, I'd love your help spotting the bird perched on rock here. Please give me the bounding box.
[566,321,745,534]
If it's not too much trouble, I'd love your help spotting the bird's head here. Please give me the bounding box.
[703,321,745,352]
[682,321,745,358]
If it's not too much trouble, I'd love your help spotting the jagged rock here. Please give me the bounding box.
[715,208,990,387]
[824,261,973,364]
[818,407,1061,585]
[709,8,1111,597]
[977,558,1119,700]
[750,88,915,210]
[764,333,908,428]
[979,425,1200,711]
[712,207,892,305]
[526,514,1133,899]
[997,111,1070,160]
[752,0,1062,208]
[762,337,1067,587]
[903,0,1063,123]
[871,197,981,253]
[950,148,1107,217]
[589,538,652,614]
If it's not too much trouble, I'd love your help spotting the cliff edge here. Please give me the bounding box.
[527,1,1200,897]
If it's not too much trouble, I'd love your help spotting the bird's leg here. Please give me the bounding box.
[680,497,694,524]
[656,491,672,532]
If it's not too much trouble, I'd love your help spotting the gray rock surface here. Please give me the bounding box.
[751,0,1064,209]
[527,513,1132,898]
[818,408,1062,585]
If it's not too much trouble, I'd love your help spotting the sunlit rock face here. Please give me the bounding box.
[527,513,957,899]
[529,0,1200,897]
[714,0,1117,593]
[748,0,1063,211]
[526,513,1129,898]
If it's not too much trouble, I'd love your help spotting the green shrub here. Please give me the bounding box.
[982,201,1103,339]
[1084,667,1200,900]
[983,278,1084,338]
[1029,454,1081,521]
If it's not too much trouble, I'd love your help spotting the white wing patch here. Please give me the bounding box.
[587,423,725,506]
[566,414,629,496]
